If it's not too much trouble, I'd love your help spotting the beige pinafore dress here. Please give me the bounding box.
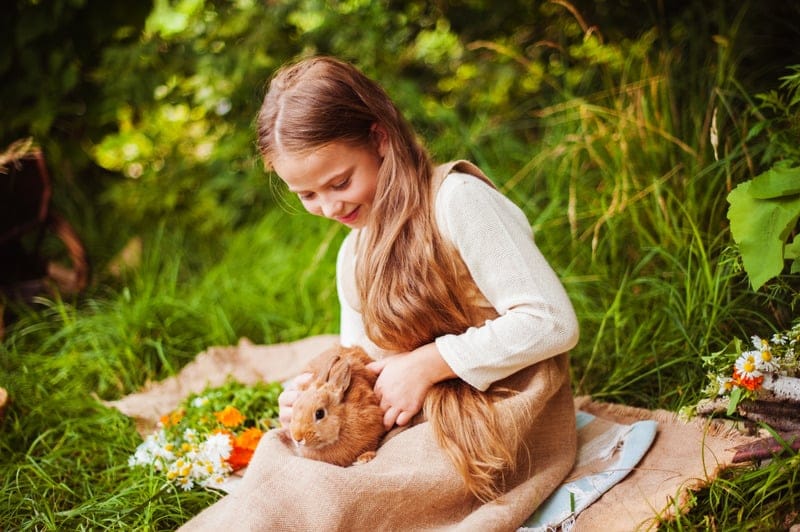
[180,161,577,532]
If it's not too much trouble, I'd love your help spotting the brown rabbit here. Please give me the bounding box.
[279,345,387,466]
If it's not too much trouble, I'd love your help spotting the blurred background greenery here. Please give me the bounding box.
[2,0,796,252]
[2,0,800,528]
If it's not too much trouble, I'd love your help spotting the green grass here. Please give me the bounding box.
[661,449,800,530]
[0,208,345,530]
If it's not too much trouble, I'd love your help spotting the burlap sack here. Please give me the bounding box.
[176,352,576,531]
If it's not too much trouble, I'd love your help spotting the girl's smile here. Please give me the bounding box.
[336,206,361,225]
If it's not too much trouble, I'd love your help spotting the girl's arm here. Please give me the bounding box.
[433,172,579,391]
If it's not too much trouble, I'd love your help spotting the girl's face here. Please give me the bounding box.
[273,139,384,229]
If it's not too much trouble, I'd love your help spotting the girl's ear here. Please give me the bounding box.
[370,123,389,158]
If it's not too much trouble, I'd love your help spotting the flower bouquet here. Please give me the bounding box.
[128,379,282,491]
[695,321,800,432]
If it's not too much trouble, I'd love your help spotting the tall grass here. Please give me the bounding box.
[0,206,344,529]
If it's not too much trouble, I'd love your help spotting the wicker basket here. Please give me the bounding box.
[0,139,90,335]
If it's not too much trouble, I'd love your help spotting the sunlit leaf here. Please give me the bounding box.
[727,179,800,290]
[748,162,800,199]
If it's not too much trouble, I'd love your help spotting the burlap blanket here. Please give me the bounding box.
[107,336,757,531]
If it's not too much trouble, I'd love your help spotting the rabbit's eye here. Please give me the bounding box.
[314,408,326,421]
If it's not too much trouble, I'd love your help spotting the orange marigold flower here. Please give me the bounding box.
[161,409,185,427]
[228,446,254,470]
[214,405,246,427]
[235,427,264,451]
[732,368,764,391]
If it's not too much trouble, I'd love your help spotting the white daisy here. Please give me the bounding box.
[754,347,780,373]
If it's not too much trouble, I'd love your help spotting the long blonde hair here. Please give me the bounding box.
[257,56,521,501]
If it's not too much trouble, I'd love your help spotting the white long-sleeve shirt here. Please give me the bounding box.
[337,171,579,391]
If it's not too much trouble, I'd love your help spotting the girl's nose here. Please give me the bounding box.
[321,199,344,218]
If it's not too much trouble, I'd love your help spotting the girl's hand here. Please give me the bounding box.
[367,355,431,429]
[278,372,313,427]
[366,343,456,430]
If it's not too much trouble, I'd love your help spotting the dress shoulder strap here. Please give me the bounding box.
[431,160,496,192]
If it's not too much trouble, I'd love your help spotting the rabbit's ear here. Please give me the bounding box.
[327,357,353,401]
[319,353,341,381]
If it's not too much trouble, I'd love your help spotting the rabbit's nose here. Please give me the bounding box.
[290,429,304,445]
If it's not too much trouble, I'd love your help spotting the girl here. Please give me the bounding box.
[181,56,579,531]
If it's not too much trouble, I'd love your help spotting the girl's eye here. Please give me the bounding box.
[331,177,350,190]
[298,192,315,201]
[314,408,326,421]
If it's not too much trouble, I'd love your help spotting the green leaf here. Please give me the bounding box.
[787,237,800,274]
[749,162,800,199]
[727,387,743,416]
[727,180,800,290]
[787,232,800,274]
[786,236,800,260]
[745,121,767,141]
